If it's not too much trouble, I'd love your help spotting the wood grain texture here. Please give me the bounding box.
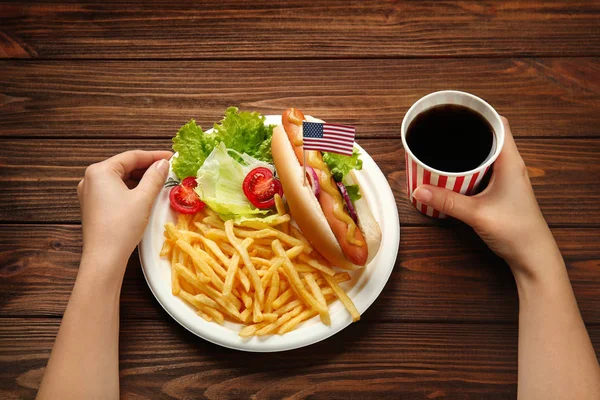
[1,138,598,226]
[0,59,598,139]
[2,225,599,324]
[1,1,599,59]
[1,318,599,399]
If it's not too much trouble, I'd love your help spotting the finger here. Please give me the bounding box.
[135,159,170,202]
[413,185,479,226]
[104,150,173,181]
[77,179,84,204]
[494,117,525,169]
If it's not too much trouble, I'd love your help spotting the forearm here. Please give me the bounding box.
[513,243,600,400]
[37,255,127,400]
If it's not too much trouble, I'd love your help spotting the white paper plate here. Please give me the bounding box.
[139,115,400,352]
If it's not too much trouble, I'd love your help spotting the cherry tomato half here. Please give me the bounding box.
[181,176,197,188]
[242,167,283,209]
[169,183,204,214]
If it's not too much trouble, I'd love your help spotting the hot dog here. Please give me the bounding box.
[272,108,382,269]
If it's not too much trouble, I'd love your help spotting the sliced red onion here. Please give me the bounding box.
[336,182,358,223]
[305,166,320,196]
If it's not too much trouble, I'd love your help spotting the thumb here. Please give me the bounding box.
[413,185,478,225]
[135,159,170,202]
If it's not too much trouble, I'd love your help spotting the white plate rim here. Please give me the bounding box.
[139,114,400,352]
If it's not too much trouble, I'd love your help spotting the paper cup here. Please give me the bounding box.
[401,90,505,218]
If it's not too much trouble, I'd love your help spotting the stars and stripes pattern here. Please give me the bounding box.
[302,121,355,156]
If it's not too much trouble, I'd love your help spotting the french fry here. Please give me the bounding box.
[204,207,219,217]
[272,288,294,310]
[197,304,225,325]
[196,272,211,284]
[222,238,252,295]
[171,248,181,295]
[255,306,303,336]
[293,263,319,274]
[262,313,278,323]
[200,237,230,266]
[203,215,225,230]
[264,271,280,314]
[160,239,174,257]
[298,253,335,276]
[175,264,242,320]
[233,226,308,251]
[253,291,263,323]
[177,213,188,230]
[259,257,284,287]
[278,310,319,334]
[250,257,271,267]
[178,289,219,309]
[179,290,224,325]
[178,230,204,242]
[196,309,213,322]
[239,322,269,338]
[305,273,331,325]
[239,308,252,324]
[196,247,227,278]
[274,299,303,316]
[239,214,290,228]
[237,269,251,293]
[323,273,360,322]
[272,240,328,315]
[224,220,264,306]
[176,239,224,291]
[204,228,228,242]
[290,225,311,248]
[285,245,304,260]
[273,194,289,234]
[251,245,273,258]
[193,222,212,235]
[238,289,252,309]
[222,253,240,296]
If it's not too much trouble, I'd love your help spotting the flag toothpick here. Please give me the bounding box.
[302,121,355,156]
[303,148,307,186]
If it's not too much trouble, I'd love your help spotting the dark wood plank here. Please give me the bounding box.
[2,225,599,324]
[1,138,599,226]
[1,1,599,59]
[0,59,598,139]
[2,318,599,399]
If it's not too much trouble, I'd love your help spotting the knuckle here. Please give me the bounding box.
[84,163,103,179]
[441,194,455,214]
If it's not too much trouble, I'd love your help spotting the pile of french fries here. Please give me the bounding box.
[160,195,360,337]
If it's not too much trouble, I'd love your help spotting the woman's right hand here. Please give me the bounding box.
[412,117,560,282]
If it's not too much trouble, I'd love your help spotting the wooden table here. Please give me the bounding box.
[1,1,599,398]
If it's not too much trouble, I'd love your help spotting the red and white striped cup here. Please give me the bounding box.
[401,91,505,218]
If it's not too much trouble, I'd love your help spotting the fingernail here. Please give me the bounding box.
[156,159,169,174]
[413,187,432,203]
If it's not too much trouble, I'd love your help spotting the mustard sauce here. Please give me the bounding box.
[307,151,363,247]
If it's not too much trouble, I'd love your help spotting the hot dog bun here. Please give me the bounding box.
[272,119,382,269]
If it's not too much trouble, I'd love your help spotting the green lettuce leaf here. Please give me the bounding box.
[322,149,363,182]
[171,107,274,179]
[194,143,274,221]
[171,120,217,179]
[211,107,274,165]
[345,184,362,203]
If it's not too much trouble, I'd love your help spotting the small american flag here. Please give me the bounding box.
[302,121,355,156]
